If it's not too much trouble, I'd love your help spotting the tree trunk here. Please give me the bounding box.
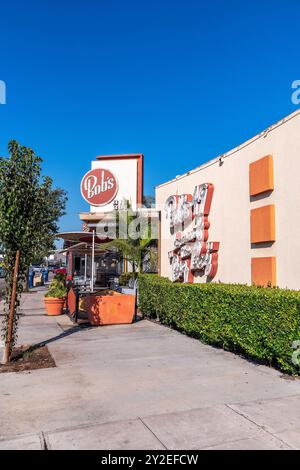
[2,251,20,364]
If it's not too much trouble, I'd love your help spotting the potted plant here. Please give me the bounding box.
[44,275,67,316]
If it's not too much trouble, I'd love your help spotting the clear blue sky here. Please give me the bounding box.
[0,0,299,231]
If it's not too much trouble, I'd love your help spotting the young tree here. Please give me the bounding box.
[0,140,67,361]
[31,175,68,262]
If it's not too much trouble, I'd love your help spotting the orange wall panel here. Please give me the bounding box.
[251,257,276,287]
[249,155,274,196]
[250,204,276,243]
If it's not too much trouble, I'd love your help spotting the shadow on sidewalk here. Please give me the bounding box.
[23,323,93,355]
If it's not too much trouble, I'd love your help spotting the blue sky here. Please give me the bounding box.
[0,0,299,231]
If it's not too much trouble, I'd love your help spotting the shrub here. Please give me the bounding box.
[119,272,135,287]
[53,273,66,283]
[45,275,67,298]
[138,274,300,374]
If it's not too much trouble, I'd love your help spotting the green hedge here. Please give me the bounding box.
[138,274,300,374]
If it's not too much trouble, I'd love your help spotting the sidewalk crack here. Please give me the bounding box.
[226,403,295,449]
[40,432,49,450]
[138,417,168,449]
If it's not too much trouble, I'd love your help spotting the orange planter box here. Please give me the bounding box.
[86,291,135,326]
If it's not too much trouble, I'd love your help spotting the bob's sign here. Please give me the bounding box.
[81,154,143,213]
[81,168,118,206]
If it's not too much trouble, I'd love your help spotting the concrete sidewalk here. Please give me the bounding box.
[1,289,300,450]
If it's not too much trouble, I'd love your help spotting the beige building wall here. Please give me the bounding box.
[156,110,300,290]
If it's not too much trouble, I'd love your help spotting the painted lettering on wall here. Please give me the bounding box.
[164,183,219,283]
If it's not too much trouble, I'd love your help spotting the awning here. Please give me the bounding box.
[57,232,113,293]
[57,231,112,244]
[58,242,107,256]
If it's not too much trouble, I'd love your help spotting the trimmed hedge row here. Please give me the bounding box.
[138,274,300,374]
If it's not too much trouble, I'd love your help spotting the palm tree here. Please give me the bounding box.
[100,205,154,274]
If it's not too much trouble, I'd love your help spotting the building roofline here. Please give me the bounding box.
[156,109,300,189]
[96,154,143,160]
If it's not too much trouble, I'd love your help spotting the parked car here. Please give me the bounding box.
[0,267,5,278]
[48,264,59,273]
[53,267,67,276]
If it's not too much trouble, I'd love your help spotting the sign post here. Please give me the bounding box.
[84,244,87,282]
[91,230,95,292]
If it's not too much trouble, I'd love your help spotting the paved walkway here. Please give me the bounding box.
[1,289,300,450]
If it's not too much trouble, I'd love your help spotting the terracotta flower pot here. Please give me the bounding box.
[44,297,65,316]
